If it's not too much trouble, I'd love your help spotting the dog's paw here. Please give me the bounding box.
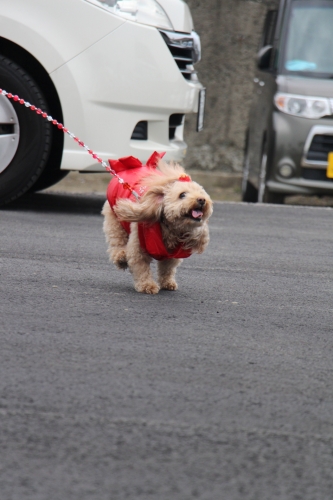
[135,281,160,294]
[160,280,178,291]
[113,250,128,270]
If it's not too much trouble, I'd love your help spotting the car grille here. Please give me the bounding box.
[301,168,333,182]
[306,134,333,162]
[159,30,199,81]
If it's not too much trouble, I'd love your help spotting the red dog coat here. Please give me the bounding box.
[106,152,192,261]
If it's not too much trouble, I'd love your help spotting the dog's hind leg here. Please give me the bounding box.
[102,201,128,270]
[126,224,160,294]
[158,258,182,291]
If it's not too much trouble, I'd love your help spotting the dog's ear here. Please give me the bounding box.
[114,186,164,223]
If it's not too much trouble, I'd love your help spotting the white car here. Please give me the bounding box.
[0,0,204,205]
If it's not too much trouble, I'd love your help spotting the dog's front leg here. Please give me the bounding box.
[158,258,182,291]
[127,224,160,294]
[102,201,128,270]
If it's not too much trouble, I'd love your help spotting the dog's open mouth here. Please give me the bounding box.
[188,209,203,222]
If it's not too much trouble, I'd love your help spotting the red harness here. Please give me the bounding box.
[106,152,192,261]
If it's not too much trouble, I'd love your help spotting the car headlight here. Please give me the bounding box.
[274,93,332,119]
[84,0,173,30]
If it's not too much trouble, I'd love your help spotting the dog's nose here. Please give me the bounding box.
[197,198,206,207]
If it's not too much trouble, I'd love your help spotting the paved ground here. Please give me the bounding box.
[1,192,333,499]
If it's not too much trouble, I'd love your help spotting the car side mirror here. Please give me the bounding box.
[257,45,273,70]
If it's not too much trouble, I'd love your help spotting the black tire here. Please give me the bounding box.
[263,190,285,204]
[242,176,258,203]
[258,141,284,204]
[242,132,258,203]
[29,167,69,192]
[0,55,52,205]
[28,109,66,192]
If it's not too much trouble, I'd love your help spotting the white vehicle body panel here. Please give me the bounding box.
[0,0,125,72]
[0,0,203,171]
[157,0,194,33]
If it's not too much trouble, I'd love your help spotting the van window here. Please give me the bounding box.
[282,0,333,78]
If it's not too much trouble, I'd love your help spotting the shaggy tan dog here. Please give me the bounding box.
[102,158,213,294]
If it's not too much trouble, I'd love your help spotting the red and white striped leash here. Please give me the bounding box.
[0,88,140,199]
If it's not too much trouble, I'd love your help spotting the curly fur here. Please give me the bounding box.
[102,160,213,294]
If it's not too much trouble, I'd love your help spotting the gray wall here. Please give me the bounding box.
[184,0,279,172]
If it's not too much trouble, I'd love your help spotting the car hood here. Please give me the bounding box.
[277,75,333,98]
[158,0,194,33]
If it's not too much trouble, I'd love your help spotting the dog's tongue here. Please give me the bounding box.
[192,210,203,219]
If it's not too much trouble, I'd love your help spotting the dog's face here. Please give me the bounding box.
[161,179,213,230]
[113,162,213,237]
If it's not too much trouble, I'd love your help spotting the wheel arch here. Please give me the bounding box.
[262,120,277,176]
[261,131,268,155]
[241,128,259,202]
[259,128,284,203]
[0,37,64,175]
[0,37,63,122]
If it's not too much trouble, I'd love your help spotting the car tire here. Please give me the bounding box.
[242,132,258,202]
[0,55,52,206]
[258,141,284,204]
[28,167,69,192]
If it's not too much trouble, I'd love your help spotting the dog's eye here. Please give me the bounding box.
[179,192,186,199]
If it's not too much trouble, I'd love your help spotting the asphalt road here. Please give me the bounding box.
[1,192,333,500]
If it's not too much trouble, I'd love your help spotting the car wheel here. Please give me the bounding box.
[28,166,69,192]
[258,142,284,204]
[241,133,258,202]
[0,55,52,205]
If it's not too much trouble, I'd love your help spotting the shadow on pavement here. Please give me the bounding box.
[1,192,105,215]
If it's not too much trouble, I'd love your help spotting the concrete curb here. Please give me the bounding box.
[45,170,243,202]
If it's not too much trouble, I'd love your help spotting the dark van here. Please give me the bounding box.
[242,0,333,203]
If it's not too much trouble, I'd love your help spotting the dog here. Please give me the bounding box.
[102,152,213,294]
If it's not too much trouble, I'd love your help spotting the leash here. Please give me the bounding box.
[0,88,140,200]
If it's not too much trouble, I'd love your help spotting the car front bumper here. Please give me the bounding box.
[268,112,333,195]
[50,21,203,171]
